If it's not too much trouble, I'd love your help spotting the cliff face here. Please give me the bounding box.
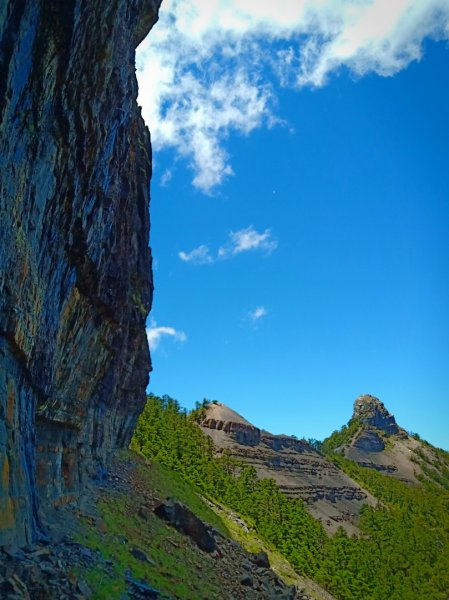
[201,403,375,535]
[0,0,161,546]
[353,394,399,435]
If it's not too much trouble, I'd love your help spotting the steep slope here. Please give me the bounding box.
[200,402,376,534]
[1,450,328,599]
[89,453,323,600]
[130,395,449,600]
[325,394,447,486]
[0,0,161,546]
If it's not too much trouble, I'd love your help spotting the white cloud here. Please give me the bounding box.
[137,0,449,192]
[248,306,268,321]
[218,226,277,258]
[160,168,173,186]
[178,244,213,264]
[179,226,277,264]
[146,320,187,351]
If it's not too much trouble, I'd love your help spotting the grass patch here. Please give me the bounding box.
[75,455,231,599]
[81,565,126,599]
[136,460,228,536]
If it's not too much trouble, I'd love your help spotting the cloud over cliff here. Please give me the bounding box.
[137,0,449,192]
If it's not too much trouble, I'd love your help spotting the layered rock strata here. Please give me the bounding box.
[0,0,161,546]
[202,418,261,446]
[201,403,375,534]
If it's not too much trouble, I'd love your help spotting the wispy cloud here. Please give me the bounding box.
[137,0,449,192]
[248,306,268,321]
[160,168,173,187]
[218,226,277,258]
[179,226,277,264]
[178,244,213,265]
[146,319,187,351]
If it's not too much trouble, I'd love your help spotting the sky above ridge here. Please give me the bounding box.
[136,0,449,450]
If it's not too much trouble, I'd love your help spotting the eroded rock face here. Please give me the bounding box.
[353,430,385,452]
[353,395,399,434]
[200,403,375,535]
[262,433,312,453]
[201,402,261,446]
[202,418,261,446]
[0,0,161,546]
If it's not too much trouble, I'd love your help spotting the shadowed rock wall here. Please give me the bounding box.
[0,0,161,546]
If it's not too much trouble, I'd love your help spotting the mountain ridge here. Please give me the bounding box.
[200,400,376,535]
[199,394,449,534]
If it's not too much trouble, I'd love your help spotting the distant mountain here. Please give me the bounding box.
[323,394,449,488]
[199,401,376,534]
[132,393,449,600]
[200,396,449,536]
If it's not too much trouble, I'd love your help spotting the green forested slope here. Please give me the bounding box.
[131,395,449,600]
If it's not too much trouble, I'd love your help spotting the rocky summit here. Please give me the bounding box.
[0,0,161,547]
[200,402,375,535]
[352,394,400,435]
[335,395,443,485]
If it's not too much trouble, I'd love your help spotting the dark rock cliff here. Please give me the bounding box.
[352,394,399,434]
[0,0,161,546]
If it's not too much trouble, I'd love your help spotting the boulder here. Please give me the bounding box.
[154,501,216,553]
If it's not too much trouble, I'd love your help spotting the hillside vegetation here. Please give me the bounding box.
[320,419,362,454]
[131,394,449,600]
[77,458,231,599]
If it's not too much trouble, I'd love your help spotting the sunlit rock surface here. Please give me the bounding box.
[201,403,375,535]
[0,0,161,546]
[342,395,424,483]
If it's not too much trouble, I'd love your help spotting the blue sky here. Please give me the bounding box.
[137,1,449,450]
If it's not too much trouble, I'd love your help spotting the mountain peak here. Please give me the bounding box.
[201,402,261,446]
[203,401,254,427]
[353,394,399,435]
